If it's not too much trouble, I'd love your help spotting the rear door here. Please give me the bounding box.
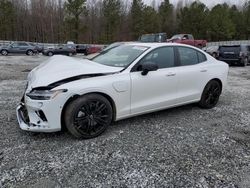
[174,46,209,103]
[130,46,180,114]
[18,42,29,53]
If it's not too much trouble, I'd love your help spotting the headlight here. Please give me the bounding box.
[26,89,67,100]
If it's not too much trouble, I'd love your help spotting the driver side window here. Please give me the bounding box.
[139,47,175,69]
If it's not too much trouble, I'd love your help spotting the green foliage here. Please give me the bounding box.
[207,4,235,41]
[64,0,87,43]
[142,6,160,34]
[103,0,122,43]
[159,0,174,36]
[1,0,250,43]
[0,0,15,40]
[177,2,209,39]
[243,2,250,39]
[229,5,245,39]
[130,0,145,39]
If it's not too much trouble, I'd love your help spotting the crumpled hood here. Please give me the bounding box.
[28,55,122,89]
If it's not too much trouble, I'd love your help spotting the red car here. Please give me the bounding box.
[168,34,207,48]
[87,45,102,55]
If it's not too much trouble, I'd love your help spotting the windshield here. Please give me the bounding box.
[92,45,149,67]
[102,42,122,52]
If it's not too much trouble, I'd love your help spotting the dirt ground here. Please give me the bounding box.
[0,55,250,188]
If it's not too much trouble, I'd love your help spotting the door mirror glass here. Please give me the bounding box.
[141,62,159,76]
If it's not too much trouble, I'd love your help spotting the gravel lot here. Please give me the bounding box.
[0,55,250,188]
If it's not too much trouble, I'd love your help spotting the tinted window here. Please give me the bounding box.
[219,46,240,53]
[198,51,207,63]
[178,47,198,66]
[140,47,175,69]
[18,42,28,46]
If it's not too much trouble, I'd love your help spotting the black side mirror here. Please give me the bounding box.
[141,62,159,76]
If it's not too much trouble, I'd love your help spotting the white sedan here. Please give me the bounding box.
[16,43,229,138]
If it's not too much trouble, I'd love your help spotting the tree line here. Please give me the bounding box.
[0,0,250,44]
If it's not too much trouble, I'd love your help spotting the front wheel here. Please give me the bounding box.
[199,80,221,109]
[64,94,113,139]
[1,50,8,56]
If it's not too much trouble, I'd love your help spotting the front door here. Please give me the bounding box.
[130,46,179,115]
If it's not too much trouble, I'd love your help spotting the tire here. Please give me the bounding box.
[26,50,34,56]
[1,50,8,56]
[68,52,73,56]
[199,80,222,109]
[48,52,53,56]
[64,94,113,139]
[241,58,248,67]
[212,52,217,58]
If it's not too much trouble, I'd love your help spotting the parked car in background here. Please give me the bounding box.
[218,45,250,66]
[168,34,207,48]
[85,42,128,59]
[87,45,102,55]
[28,43,44,53]
[0,42,38,56]
[17,43,229,139]
[138,33,167,43]
[76,44,89,55]
[203,45,219,58]
[42,45,76,56]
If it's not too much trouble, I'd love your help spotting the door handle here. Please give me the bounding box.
[166,73,176,77]
[200,69,207,72]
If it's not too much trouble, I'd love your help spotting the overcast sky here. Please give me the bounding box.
[144,0,247,7]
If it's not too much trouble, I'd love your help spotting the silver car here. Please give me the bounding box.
[0,42,38,56]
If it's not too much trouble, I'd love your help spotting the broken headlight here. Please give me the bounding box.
[26,89,67,100]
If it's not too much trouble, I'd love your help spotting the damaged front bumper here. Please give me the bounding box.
[16,94,67,133]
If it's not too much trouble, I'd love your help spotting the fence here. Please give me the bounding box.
[207,40,250,47]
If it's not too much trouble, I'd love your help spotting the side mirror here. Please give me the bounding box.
[141,62,159,76]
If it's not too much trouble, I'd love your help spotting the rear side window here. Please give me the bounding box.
[178,47,199,66]
[140,47,175,69]
[219,46,240,53]
[198,51,207,63]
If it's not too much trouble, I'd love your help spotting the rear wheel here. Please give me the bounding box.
[64,94,113,139]
[199,80,221,109]
[26,50,34,56]
[212,52,217,58]
[241,58,248,67]
[1,50,8,56]
[48,51,53,56]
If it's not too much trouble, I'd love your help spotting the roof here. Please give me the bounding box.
[125,42,198,49]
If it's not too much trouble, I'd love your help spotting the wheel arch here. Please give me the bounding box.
[60,92,117,130]
[1,49,9,53]
[203,78,223,95]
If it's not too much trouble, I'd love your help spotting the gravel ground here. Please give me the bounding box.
[0,55,250,188]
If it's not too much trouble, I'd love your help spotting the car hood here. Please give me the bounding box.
[28,55,123,89]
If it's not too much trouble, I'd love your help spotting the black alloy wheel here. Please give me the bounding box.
[64,94,113,139]
[199,80,221,109]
